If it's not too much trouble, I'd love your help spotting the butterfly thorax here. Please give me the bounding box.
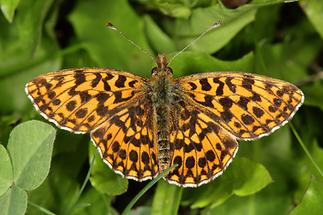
[150,54,174,171]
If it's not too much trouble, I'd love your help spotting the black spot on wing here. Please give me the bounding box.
[200,78,212,91]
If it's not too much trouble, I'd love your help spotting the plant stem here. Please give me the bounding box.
[122,165,177,215]
[290,123,323,178]
[28,201,56,215]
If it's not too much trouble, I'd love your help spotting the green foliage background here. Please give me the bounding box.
[0,0,323,214]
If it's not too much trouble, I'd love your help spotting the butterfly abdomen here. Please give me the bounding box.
[151,75,173,171]
[156,106,171,171]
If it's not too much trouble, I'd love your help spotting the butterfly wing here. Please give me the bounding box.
[176,72,304,140]
[25,68,146,133]
[26,68,158,180]
[165,98,238,187]
[91,95,159,180]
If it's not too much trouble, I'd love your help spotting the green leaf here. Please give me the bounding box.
[232,157,273,196]
[69,0,153,77]
[89,144,128,196]
[302,82,323,111]
[122,165,177,215]
[300,0,323,39]
[7,120,56,191]
[129,206,151,215]
[151,180,182,215]
[0,0,20,22]
[170,51,254,77]
[0,185,27,215]
[73,188,118,215]
[0,36,61,113]
[0,144,13,196]
[183,157,272,209]
[143,16,177,53]
[0,0,55,73]
[290,180,323,215]
[141,0,192,18]
[253,39,319,82]
[170,3,256,53]
[28,161,81,215]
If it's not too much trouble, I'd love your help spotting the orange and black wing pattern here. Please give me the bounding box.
[26,68,159,181]
[165,98,238,187]
[25,68,145,133]
[177,72,304,140]
[91,96,159,181]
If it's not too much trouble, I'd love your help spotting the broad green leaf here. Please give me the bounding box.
[302,82,323,111]
[69,0,153,77]
[27,158,81,215]
[183,157,272,209]
[73,188,117,215]
[300,0,323,39]
[151,180,182,215]
[0,144,13,196]
[7,120,56,191]
[171,3,256,53]
[290,180,323,215]
[143,16,177,53]
[254,40,319,82]
[170,51,254,77]
[232,157,273,196]
[0,0,55,74]
[0,36,61,113]
[0,185,27,215]
[0,0,20,22]
[89,144,128,196]
[139,0,192,18]
[202,192,290,215]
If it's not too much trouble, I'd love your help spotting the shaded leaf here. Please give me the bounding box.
[171,3,256,53]
[170,51,254,77]
[89,144,128,196]
[0,185,27,215]
[290,180,323,215]
[69,0,153,77]
[300,0,323,39]
[0,144,13,196]
[183,157,272,209]
[0,36,61,113]
[0,0,55,73]
[302,82,323,111]
[73,188,118,215]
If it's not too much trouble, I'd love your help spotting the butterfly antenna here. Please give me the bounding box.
[168,21,222,66]
[106,22,155,62]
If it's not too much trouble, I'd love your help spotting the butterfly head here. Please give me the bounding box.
[151,54,173,77]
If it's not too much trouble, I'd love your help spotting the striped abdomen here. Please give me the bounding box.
[156,104,171,171]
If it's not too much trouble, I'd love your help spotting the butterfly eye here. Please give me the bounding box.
[151,67,158,75]
[166,67,173,75]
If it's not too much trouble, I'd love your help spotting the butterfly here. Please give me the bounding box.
[25,54,304,187]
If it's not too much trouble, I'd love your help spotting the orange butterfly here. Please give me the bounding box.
[25,53,304,187]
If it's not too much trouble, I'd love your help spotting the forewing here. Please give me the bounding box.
[91,96,159,181]
[176,72,304,140]
[25,68,146,133]
[165,99,238,187]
